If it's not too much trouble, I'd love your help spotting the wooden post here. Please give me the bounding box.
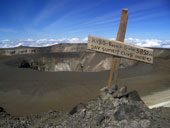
[107,9,128,88]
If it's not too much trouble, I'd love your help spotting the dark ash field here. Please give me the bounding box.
[0,44,170,116]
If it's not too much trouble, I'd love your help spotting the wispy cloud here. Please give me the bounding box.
[33,0,70,26]
[0,28,17,33]
[44,0,166,38]
[42,0,107,31]
[129,9,169,23]
[26,0,168,41]
[75,0,162,27]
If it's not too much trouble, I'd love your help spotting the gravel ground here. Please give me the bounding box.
[1,87,170,128]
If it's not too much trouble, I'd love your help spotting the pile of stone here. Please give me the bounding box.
[1,85,170,128]
[0,107,68,128]
[58,85,170,128]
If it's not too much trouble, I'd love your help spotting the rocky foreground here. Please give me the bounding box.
[1,86,170,128]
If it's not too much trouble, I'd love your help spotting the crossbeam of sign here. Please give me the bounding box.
[87,9,154,88]
[88,35,154,64]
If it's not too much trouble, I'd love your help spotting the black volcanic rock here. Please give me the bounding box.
[0,108,68,128]
[1,86,170,128]
[0,107,5,113]
[19,60,31,68]
[69,103,87,115]
[57,86,170,128]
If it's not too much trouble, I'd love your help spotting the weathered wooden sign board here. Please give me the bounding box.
[88,35,154,64]
[87,9,154,88]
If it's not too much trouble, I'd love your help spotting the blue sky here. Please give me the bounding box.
[0,0,170,48]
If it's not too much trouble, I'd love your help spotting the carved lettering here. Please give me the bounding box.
[88,35,154,64]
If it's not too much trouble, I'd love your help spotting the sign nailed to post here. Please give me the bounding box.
[87,9,154,88]
[88,35,154,64]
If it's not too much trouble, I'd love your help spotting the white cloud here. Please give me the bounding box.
[42,44,53,47]
[82,37,88,42]
[26,38,33,41]
[49,39,57,41]
[16,43,23,47]
[165,40,170,44]
[0,37,170,48]
[110,38,116,40]
[2,39,10,41]
[163,45,170,48]
[68,38,79,43]
[36,39,48,43]
[125,38,164,48]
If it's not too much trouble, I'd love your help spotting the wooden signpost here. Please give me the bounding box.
[88,35,153,64]
[87,9,154,88]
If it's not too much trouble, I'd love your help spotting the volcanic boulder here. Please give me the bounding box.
[1,86,170,128]
[58,86,170,128]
